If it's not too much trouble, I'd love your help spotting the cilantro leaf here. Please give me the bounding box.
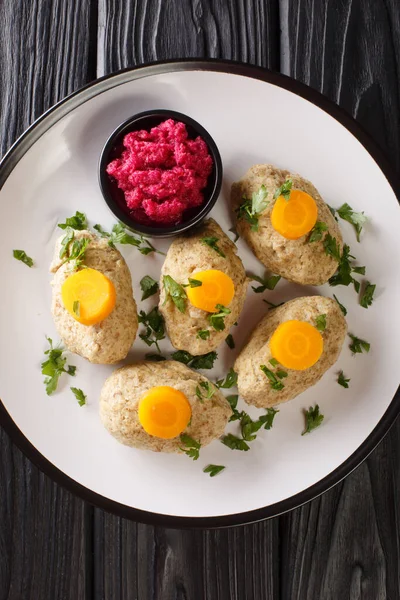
[221,433,250,451]
[236,185,269,231]
[138,307,165,351]
[190,352,218,370]
[70,387,86,406]
[337,203,367,242]
[180,434,201,460]
[323,233,341,262]
[197,329,210,340]
[274,179,292,201]
[308,221,328,243]
[58,211,88,231]
[59,229,90,270]
[250,272,281,293]
[338,371,350,388]
[140,275,159,300]
[349,333,370,355]
[188,278,202,288]
[13,249,34,267]
[259,407,279,430]
[171,350,193,365]
[302,404,324,435]
[200,236,226,257]
[240,413,263,441]
[260,365,284,391]
[145,353,166,361]
[225,334,235,349]
[329,244,364,289]
[41,337,76,395]
[163,275,187,313]
[216,368,238,389]
[315,314,327,332]
[360,281,376,309]
[209,304,231,332]
[203,464,225,477]
[333,294,347,316]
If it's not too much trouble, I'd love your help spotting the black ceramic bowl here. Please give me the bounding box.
[98,109,223,238]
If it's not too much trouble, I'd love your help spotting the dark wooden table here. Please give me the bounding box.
[1,1,399,598]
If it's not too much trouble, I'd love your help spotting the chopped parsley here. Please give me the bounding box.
[94,223,162,255]
[333,294,347,316]
[171,350,218,370]
[59,229,90,270]
[236,184,269,231]
[308,221,328,243]
[163,275,187,313]
[197,329,210,340]
[336,203,367,242]
[329,244,364,289]
[180,434,201,460]
[260,365,284,391]
[171,350,193,365]
[209,304,231,331]
[274,179,293,201]
[315,314,327,332]
[73,300,80,317]
[250,272,281,293]
[71,387,86,406]
[138,307,165,351]
[41,337,76,395]
[338,371,350,388]
[203,464,225,477]
[200,236,226,257]
[360,281,376,309]
[13,249,34,267]
[216,368,238,389]
[59,228,74,259]
[58,211,88,230]
[269,358,279,367]
[259,407,279,430]
[140,275,159,300]
[349,333,370,355]
[221,433,250,452]
[145,353,166,361]
[240,413,263,441]
[188,278,202,288]
[323,233,341,262]
[226,395,242,422]
[195,381,215,402]
[302,404,324,435]
[225,334,235,349]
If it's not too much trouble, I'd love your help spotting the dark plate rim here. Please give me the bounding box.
[0,59,399,529]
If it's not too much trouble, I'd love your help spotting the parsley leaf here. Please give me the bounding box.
[274,179,292,201]
[236,185,269,231]
[360,281,376,309]
[59,229,90,270]
[226,395,243,422]
[221,433,250,451]
[333,294,347,316]
[349,333,370,355]
[41,337,76,395]
[197,329,210,340]
[302,404,324,435]
[250,272,281,293]
[171,350,194,365]
[259,407,279,430]
[308,221,328,243]
[13,249,34,267]
[269,358,279,367]
[94,223,162,255]
[338,371,350,388]
[190,352,218,370]
[328,205,338,220]
[59,228,74,259]
[225,334,235,349]
[145,353,166,361]
[71,387,86,406]
[138,307,165,351]
[315,314,327,332]
[196,381,215,402]
[180,434,201,460]
[337,203,367,242]
[260,365,284,391]
[58,211,88,231]
[240,413,263,441]
[329,244,364,289]
[188,278,202,288]
[323,233,341,262]
[200,236,226,257]
[73,300,80,317]
[140,275,159,300]
[209,304,231,331]
[203,464,225,477]
[216,368,238,389]
[163,275,187,313]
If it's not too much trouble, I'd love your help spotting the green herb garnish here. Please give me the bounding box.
[349,333,370,355]
[216,368,238,389]
[171,350,193,365]
[225,334,235,349]
[73,300,80,317]
[323,233,342,262]
[269,358,279,367]
[236,184,269,232]
[140,275,159,300]
[240,413,263,442]
[41,337,76,395]
[229,227,239,242]
[94,223,162,255]
[188,278,202,288]
[138,307,165,351]
[59,229,90,270]
[263,300,284,309]
[274,179,293,201]
[276,370,288,379]
[221,433,250,451]
[258,407,279,430]
[171,350,218,370]
[71,387,86,406]
[336,203,367,242]
[58,211,88,231]
[13,249,34,267]
[360,281,376,309]
[338,371,350,388]
[260,365,284,391]
[180,434,201,460]
[59,228,74,259]
[163,275,187,313]
[197,329,210,340]
[195,381,215,402]
[250,272,281,293]
[226,394,242,422]
[209,304,231,331]
[315,314,327,332]
[302,404,324,435]
[200,236,226,257]
[333,294,347,316]
[145,353,166,361]
[328,244,364,289]
[203,464,225,477]
[308,221,328,243]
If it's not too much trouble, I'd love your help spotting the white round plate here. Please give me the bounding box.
[1,61,399,528]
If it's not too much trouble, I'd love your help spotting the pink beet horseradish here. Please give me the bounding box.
[106,119,213,226]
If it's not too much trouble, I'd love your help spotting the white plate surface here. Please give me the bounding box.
[1,65,399,522]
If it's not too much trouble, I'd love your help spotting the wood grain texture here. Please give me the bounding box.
[0,1,94,598]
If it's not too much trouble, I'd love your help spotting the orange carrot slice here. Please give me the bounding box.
[186,269,235,313]
[61,268,116,326]
[269,320,323,370]
[271,189,318,239]
[138,386,192,439]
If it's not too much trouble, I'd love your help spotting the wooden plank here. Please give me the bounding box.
[279,1,400,597]
[0,1,95,598]
[94,2,280,599]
